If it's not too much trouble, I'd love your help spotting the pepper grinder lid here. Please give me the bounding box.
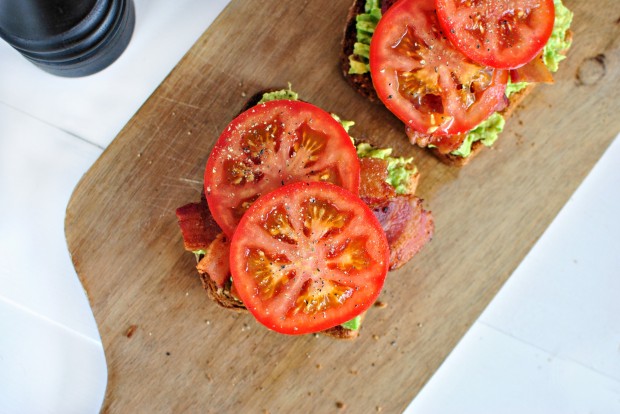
[0,0,135,77]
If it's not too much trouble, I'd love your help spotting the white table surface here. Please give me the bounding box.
[1,2,618,413]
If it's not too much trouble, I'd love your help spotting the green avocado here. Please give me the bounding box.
[257,86,299,104]
[356,142,417,194]
[450,113,506,158]
[341,315,362,331]
[543,0,574,72]
[348,0,382,74]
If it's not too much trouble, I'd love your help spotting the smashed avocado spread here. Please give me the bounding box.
[331,115,418,195]
[348,0,381,74]
[543,0,573,72]
[257,87,299,104]
[356,143,417,194]
[450,113,505,158]
[341,315,361,331]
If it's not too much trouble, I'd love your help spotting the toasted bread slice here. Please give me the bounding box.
[341,0,570,166]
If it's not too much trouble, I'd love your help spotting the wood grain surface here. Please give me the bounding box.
[65,1,620,412]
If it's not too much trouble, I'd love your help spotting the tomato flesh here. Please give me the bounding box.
[370,0,508,143]
[436,0,555,69]
[204,100,360,237]
[229,182,389,335]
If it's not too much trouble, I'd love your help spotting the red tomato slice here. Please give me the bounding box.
[204,100,360,237]
[436,0,555,70]
[229,181,389,335]
[369,0,508,140]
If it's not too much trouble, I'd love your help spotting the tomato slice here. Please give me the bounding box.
[204,100,360,237]
[436,0,555,70]
[229,181,389,335]
[369,0,508,142]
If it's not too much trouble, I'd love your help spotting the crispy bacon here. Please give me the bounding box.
[197,233,230,288]
[510,53,554,84]
[179,154,433,284]
[365,195,434,270]
[175,197,221,251]
[359,157,397,202]
[406,127,467,154]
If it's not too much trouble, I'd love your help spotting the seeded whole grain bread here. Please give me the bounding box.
[340,0,569,167]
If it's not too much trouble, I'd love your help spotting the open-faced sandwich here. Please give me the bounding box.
[176,88,434,339]
[342,0,573,165]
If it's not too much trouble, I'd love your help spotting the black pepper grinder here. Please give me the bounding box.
[0,0,135,77]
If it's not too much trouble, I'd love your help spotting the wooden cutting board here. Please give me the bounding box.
[65,1,620,412]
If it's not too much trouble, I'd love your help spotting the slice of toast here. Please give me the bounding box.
[340,0,565,166]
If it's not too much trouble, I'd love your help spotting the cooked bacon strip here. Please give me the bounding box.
[364,195,434,270]
[359,157,397,202]
[197,233,230,288]
[359,156,431,269]
[510,53,554,84]
[406,127,467,154]
[175,197,221,251]
[180,152,432,284]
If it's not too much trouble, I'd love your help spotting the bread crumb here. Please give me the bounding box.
[316,364,322,369]
[417,322,423,328]
[125,324,137,338]
[374,301,388,309]
[376,406,382,412]
[336,401,346,409]
[372,334,379,340]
